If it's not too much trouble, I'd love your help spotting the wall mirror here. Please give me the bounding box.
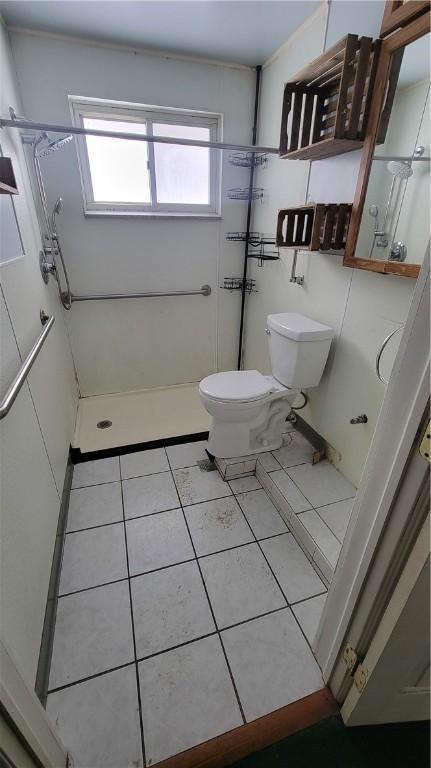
[344,10,430,278]
[0,146,25,267]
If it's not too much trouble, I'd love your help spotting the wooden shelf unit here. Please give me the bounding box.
[279,34,381,160]
[276,204,352,252]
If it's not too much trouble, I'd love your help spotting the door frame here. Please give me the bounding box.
[0,639,68,768]
[315,246,430,698]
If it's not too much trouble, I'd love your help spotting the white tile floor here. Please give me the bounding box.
[47,438,330,767]
[257,430,357,579]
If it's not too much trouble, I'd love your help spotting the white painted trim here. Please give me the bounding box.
[0,639,68,767]
[263,2,328,68]
[315,246,430,682]
[6,24,254,71]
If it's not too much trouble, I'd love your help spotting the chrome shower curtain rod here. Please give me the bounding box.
[0,118,280,155]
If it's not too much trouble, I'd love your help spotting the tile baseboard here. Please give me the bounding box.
[256,460,333,585]
[215,455,257,481]
[35,454,74,706]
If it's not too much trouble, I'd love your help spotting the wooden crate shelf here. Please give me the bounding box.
[279,34,382,160]
[276,204,352,251]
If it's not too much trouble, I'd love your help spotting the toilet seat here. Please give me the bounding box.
[199,370,274,404]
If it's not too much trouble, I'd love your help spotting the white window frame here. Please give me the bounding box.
[69,95,222,217]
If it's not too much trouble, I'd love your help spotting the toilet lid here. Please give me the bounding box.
[200,370,273,403]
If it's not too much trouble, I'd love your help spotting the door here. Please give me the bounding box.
[315,247,430,693]
[341,514,430,725]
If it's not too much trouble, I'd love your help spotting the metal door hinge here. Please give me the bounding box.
[343,642,359,673]
[353,663,369,692]
[343,643,369,692]
[419,420,431,463]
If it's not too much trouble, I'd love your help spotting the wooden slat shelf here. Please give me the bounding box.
[276,204,352,251]
[279,34,383,160]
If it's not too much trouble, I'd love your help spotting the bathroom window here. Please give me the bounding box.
[69,96,222,217]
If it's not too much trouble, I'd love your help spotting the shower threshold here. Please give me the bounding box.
[72,382,211,454]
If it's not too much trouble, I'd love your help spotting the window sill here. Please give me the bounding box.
[83,209,222,220]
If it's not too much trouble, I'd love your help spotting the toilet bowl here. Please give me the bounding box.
[199,313,334,459]
[200,370,300,457]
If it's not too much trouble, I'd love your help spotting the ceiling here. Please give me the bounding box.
[0,0,320,67]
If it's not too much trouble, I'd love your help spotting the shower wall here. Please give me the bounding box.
[356,78,430,263]
[9,30,255,396]
[0,24,78,689]
[244,2,417,487]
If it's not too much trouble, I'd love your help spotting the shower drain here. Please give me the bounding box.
[97,420,112,430]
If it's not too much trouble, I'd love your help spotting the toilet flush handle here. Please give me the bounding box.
[265,327,271,335]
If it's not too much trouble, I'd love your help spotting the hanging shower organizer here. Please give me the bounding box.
[228,152,267,168]
[221,277,258,293]
[225,231,280,264]
[226,187,264,201]
[224,149,279,280]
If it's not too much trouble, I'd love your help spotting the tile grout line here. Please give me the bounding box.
[47,599,316,697]
[119,456,147,768]
[255,537,326,661]
[266,463,355,565]
[166,449,247,726]
[259,468,331,587]
[235,487,326,662]
[309,507,345,546]
[47,660,136,695]
[58,530,300,600]
[289,590,328,608]
[134,603,294,665]
[308,499,356,546]
[66,457,324,648]
[50,445,329,750]
[233,486,290,539]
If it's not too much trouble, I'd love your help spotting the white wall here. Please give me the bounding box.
[0,23,78,688]
[244,2,416,487]
[9,30,255,396]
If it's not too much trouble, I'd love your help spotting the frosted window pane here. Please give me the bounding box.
[153,123,210,205]
[83,118,150,203]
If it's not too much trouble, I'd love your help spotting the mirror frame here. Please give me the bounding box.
[381,0,430,37]
[343,10,430,278]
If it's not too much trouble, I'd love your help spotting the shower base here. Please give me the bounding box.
[72,382,211,454]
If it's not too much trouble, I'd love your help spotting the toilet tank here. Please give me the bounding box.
[267,313,334,389]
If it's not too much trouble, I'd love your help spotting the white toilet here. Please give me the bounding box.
[199,312,334,459]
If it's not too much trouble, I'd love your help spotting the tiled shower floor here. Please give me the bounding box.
[46,439,331,767]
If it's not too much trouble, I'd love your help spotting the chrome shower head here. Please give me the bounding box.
[51,196,63,235]
[386,160,413,179]
[36,134,73,158]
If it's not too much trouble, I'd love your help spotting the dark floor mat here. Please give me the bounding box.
[230,716,430,768]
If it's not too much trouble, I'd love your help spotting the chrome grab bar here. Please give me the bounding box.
[0,314,55,420]
[376,325,404,385]
[67,285,211,302]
